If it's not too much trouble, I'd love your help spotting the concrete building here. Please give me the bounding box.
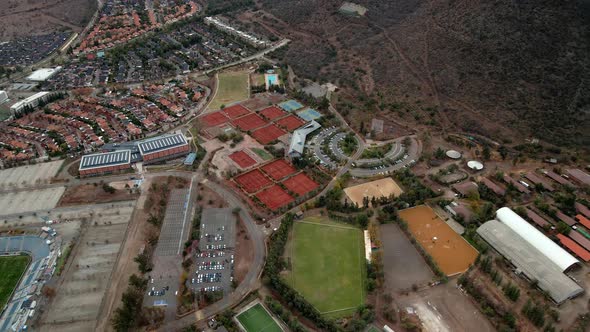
[26,67,62,81]
[10,92,51,115]
[287,120,321,159]
[204,16,270,48]
[0,90,7,104]
[78,150,132,177]
[477,207,583,304]
[138,133,189,164]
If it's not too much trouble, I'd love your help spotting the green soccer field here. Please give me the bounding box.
[285,217,365,317]
[236,303,282,332]
[209,71,250,110]
[0,255,30,308]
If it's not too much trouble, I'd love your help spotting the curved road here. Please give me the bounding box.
[157,180,265,331]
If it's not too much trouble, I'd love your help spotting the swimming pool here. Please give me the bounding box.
[265,73,279,89]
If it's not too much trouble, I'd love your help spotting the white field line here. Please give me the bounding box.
[177,179,193,255]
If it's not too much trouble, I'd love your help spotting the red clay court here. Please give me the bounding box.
[255,185,294,210]
[232,113,268,131]
[260,159,297,181]
[276,115,306,132]
[222,104,251,119]
[200,111,229,127]
[259,106,287,120]
[252,124,286,145]
[235,169,272,193]
[282,173,319,196]
[229,150,257,168]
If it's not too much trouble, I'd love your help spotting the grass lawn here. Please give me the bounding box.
[251,148,272,161]
[236,303,282,332]
[285,217,365,317]
[251,73,266,87]
[0,255,30,308]
[209,71,250,110]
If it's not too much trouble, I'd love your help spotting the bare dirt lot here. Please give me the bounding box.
[397,282,496,332]
[205,135,268,178]
[0,160,64,189]
[58,183,139,207]
[233,217,254,284]
[344,177,403,207]
[380,223,433,291]
[0,0,96,40]
[0,186,65,216]
[36,204,135,332]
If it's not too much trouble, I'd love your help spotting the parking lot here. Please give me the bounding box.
[0,187,65,216]
[37,205,135,332]
[310,127,339,168]
[0,160,64,189]
[190,208,236,295]
[380,224,433,291]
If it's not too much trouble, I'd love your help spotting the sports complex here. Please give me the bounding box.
[284,217,366,318]
[232,159,319,210]
[398,205,478,276]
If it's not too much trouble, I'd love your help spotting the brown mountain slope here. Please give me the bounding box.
[255,0,590,149]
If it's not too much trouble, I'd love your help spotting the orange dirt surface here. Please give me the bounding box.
[57,184,139,206]
[398,205,478,276]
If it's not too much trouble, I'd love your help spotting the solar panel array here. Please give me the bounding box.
[138,134,187,155]
[79,150,131,170]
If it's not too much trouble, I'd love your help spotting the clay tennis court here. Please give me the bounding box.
[398,205,478,276]
[255,185,294,210]
[200,111,229,127]
[222,104,251,119]
[229,150,257,168]
[276,115,306,132]
[344,178,404,207]
[235,169,272,193]
[259,106,287,120]
[282,173,319,196]
[252,124,286,144]
[260,159,297,181]
[232,113,268,131]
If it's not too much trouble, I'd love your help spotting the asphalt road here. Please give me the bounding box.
[157,180,265,331]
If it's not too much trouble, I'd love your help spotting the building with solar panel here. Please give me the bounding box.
[79,150,132,177]
[138,133,190,164]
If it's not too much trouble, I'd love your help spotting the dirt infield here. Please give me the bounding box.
[283,173,319,196]
[259,106,287,120]
[344,178,403,207]
[235,169,272,193]
[255,185,294,209]
[260,159,297,180]
[222,104,251,119]
[398,205,478,276]
[229,150,257,169]
[251,124,286,144]
[232,113,268,131]
[276,114,306,131]
[201,111,229,127]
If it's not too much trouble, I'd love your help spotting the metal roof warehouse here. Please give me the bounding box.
[79,150,131,171]
[138,133,188,156]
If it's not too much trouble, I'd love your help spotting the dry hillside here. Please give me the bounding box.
[0,0,96,40]
[249,0,590,149]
